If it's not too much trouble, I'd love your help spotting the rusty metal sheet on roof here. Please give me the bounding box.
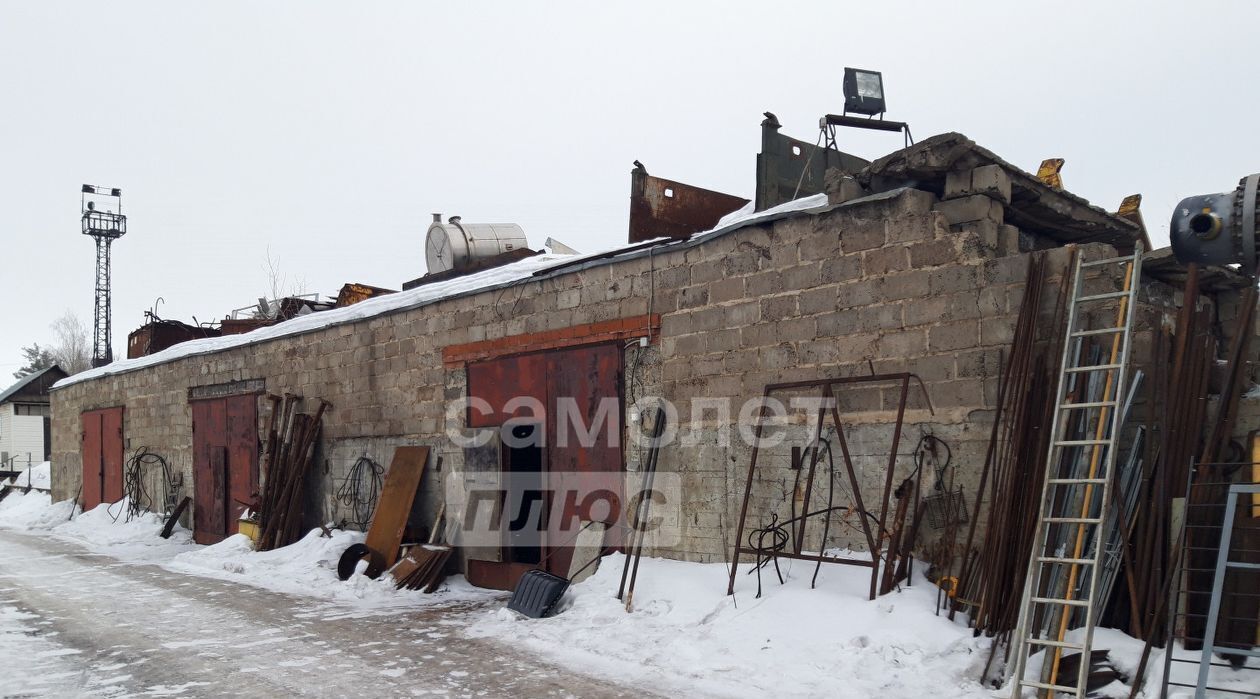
[364,446,430,577]
[628,165,748,243]
[335,282,396,308]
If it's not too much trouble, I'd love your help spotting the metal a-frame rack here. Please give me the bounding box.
[1009,244,1144,698]
[726,372,932,602]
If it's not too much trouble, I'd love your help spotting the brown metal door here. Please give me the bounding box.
[100,408,124,503]
[192,395,258,544]
[192,398,228,544]
[225,394,259,527]
[464,344,624,588]
[80,407,124,510]
[466,352,548,427]
[545,344,624,576]
[80,411,103,509]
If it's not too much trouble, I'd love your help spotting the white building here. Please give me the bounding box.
[0,365,67,470]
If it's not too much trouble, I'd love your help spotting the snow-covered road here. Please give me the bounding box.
[0,529,643,698]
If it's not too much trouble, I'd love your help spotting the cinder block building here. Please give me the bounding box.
[47,131,1258,590]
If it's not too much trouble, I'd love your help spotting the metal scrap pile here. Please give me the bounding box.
[257,394,328,551]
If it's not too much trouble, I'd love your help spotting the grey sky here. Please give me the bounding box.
[2,1,1256,374]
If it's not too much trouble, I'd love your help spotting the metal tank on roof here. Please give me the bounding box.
[425,214,529,274]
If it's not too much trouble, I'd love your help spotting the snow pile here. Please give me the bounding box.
[468,553,991,698]
[0,490,76,529]
[56,499,197,560]
[0,492,195,562]
[467,550,1260,698]
[1246,383,1260,399]
[4,460,51,490]
[168,528,495,610]
[0,492,493,613]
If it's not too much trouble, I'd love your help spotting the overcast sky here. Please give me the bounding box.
[2,1,1257,376]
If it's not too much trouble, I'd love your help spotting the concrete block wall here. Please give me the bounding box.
[644,186,1091,563]
[51,184,1200,574]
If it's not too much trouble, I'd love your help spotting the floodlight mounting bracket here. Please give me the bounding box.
[821,114,915,150]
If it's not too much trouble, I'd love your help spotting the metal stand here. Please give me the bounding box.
[726,373,932,601]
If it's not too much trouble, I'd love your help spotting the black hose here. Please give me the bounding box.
[110,447,180,523]
[335,456,383,530]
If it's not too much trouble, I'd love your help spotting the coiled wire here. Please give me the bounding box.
[335,455,384,530]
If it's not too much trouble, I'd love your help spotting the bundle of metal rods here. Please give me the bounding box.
[257,393,329,551]
[1123,268,1257,696]
[951,253,1072,657]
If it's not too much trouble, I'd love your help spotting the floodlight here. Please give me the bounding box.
[843,67,886,117]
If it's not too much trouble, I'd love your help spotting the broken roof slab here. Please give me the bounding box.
[858,132,1143,250]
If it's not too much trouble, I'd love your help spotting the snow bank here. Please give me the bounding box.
[0,490,76,529]
[0,492,495,614]
[57,499,198,561]
[468,553,990,698]
[0,493,196,562]
[4,461,51,491]
[169,528,498,612]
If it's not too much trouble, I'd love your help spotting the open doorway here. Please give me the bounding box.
[503,421,544,565]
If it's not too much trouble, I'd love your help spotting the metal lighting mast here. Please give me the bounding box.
[81,184,126,368]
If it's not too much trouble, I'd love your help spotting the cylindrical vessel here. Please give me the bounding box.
[425,218,529,273]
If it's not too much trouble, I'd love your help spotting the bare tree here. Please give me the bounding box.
[49,311,91,374]
[255,247,309,318]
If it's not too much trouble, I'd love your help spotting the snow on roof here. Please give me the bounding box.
[54,192,831,390]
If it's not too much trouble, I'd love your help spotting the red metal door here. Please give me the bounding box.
[192,395,257,544]
[80,412,103,509]
[225,394,259,527]
[80,407,124,510]
[191,400,221,544]
[464,343,624,588]
[100,408,124,504]
[545,344,624,576]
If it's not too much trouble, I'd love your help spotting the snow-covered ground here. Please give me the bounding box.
[2,490,1257,698]
[0,491,497,613]
[0,602,134,697]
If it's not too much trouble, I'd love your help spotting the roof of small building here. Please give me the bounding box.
[0,365,68,404]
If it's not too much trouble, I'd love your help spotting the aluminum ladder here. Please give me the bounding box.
[1009,243,1143,698]
[1191,483,1260,698]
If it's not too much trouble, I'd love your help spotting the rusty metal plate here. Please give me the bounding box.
[364,446,430,577]
[628,166,748,243]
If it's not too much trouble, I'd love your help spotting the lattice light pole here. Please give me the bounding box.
[81,185,126,368]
